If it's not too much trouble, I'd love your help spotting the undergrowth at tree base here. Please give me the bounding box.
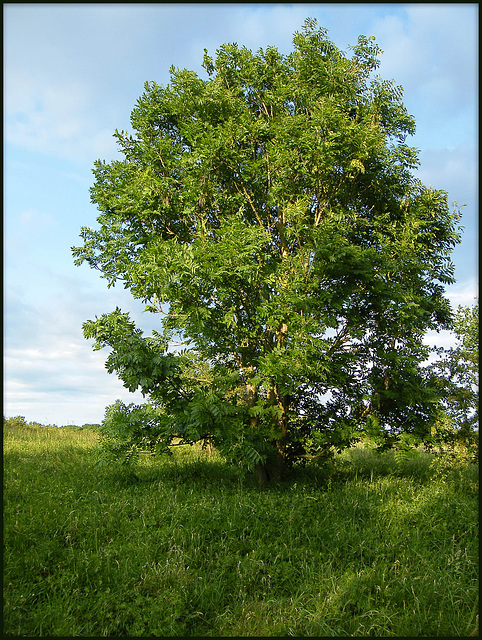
[4,417,479,637]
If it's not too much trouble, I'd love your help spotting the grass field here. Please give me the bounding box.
[3,416,478,637]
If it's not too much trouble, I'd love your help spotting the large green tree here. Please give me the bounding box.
[73,19,462,482]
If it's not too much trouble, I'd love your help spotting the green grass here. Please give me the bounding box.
[4,417,479,637]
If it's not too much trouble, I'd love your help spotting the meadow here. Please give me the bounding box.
[3,416,478,637]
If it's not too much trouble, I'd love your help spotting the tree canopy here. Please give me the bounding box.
[73,19,462,482]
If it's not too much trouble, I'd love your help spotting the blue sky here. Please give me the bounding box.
[4,3,478,426]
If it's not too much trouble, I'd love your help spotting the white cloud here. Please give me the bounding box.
[3,377,146,427]
[445,278,479,309]
[224,3,310,50]
[423,278,478,362]
[423,329,457,355]
[5,70,120,165]
[371,13,420,75]
[3,268,164,426]
[417,142,477,194]
[18,208,55,230]
[3,307,150,426]
[374,4,477,107]
[412,143,477,287]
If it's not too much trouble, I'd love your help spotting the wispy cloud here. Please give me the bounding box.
[5,72,119,165]
[422,278,478,366]
[3,280,154,425]
[445,279,479,309]
[374,4,477,109]
[417,143,477,196]
[18,208,55,230]
[415,140,478,285]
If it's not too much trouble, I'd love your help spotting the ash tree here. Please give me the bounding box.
[73,19,462,483]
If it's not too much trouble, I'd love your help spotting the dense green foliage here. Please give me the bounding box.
[4,417,478,636]
[427,302,478,460]
[72,19,462,478]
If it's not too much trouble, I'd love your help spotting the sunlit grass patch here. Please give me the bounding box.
[3,417,478,637]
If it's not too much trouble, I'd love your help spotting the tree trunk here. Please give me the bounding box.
[255,462,269,488]
[244,363,289,487]
[264,382,289,483]
[255,452,285,488]
[256,320,290,486]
